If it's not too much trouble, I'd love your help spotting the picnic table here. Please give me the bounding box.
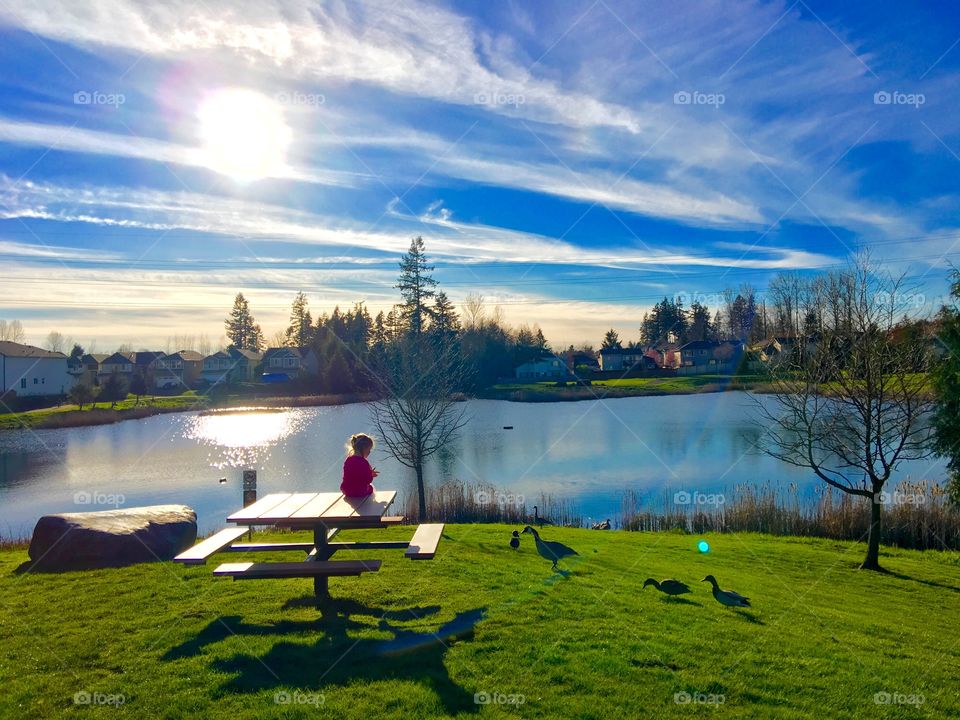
[173,490,443,606]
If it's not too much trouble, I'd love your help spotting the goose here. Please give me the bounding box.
[509,530,520,550]
[521,526,578,569]
[701,575,750,607]
[592,518,611,530]
[642,578,691,597]
[532,506,552,528]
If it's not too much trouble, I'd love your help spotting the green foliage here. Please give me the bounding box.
[225,292,264,351]
[395,235,437,336]
[284,291,313,347]
[932,269,960,502]
[0,527,957,719]
[67,382,96,410]
[99,372,128,404]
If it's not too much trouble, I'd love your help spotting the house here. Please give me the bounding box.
[598,346,650,372]
[0,341,73,397]
[98,352,135,382]
[646,342,681,369]
[154,351,203,390]
[201,348,262,385]
[566,350,599,372]
[74,353,109,385]
[678,340,744,375]
[515,356,567,380]
[261,347,319,381]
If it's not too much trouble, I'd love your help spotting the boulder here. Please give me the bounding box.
[28,505,197,571]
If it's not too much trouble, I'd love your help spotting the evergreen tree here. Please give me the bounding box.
[932,269,960,502]
[601,329,622,349]
[688,302,712,341]
[285,292,313,347]
[431,291,461,350]
[396,236,438,336]
[325,349,354,394]
[225,293,264,351]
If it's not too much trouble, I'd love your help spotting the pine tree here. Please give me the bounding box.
[932,269,960,502]
[602,329,622,349]
[285,292,313,347]
[396,236,438,336]
[225,293,264,351]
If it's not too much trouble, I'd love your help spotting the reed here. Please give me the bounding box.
[620,481,960,550]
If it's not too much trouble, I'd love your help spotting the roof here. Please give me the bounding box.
[229,348,262,360]
[172,350,203,361]
[598,346,644,355]
[81,353,110,363]
[133,351,165,366]
[205,350,231,360]
[101,352,135,365]
[0,341,66,359]
[679,340,740,351]
[262,346,305,360]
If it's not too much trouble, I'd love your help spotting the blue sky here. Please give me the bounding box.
[0,0,958,350]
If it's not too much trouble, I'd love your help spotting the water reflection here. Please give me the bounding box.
[182,409,306,469]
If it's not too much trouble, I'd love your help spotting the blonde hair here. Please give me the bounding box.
[346,433,375,457]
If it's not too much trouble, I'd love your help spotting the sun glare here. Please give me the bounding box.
[197,88,291,181]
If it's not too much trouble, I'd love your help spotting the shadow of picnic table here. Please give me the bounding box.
[162,602,486,715]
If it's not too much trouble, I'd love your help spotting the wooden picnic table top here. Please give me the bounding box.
[226,490,397,526]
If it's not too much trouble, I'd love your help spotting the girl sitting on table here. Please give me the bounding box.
[341,433,379,498]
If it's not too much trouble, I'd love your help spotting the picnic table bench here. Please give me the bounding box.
[174,490,443,605]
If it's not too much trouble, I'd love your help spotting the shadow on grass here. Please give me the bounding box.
[163,603,486,715]
[885,570,960,594]
[733,609,764,625]
[660,597,703,607]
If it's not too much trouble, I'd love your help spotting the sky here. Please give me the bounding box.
[0,0,959,351]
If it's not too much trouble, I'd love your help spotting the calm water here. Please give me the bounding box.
[0,393,945,535]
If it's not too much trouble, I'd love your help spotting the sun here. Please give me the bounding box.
[197,88,291,181]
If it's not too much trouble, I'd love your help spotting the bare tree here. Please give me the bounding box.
[369,337,469,518]
[754,256,935,571]
[45,331,65,353]
[0,319,25,343]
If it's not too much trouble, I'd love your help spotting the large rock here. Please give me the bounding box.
[28,505,197,571]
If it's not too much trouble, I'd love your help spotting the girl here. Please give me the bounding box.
[341,433,379,498]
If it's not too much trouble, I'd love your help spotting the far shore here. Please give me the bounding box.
[0,375,771,431]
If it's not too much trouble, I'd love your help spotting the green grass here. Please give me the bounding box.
[488,374,769,400]
[0,393,208,430]
[1,525,957,718]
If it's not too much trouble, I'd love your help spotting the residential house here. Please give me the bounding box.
[154,351,203,390]
[566,350,599,373]
[98,352,135,382]
[201,348,262,385]
[261,347,320,381]
[646,342,681,369]
[74,353,108,385]
[0,341,73,397]
[515,356,567,380]
[598,346,651,372]
[678,340,745,375]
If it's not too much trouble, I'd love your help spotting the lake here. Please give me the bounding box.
[0,393,946,535]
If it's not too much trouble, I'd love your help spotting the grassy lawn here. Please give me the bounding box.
[0,393,209,430]
[489,374,769,399]
[1,525,957,718]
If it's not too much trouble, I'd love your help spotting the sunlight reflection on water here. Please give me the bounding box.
[182,409,306,469]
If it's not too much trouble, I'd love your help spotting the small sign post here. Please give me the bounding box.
[242,470,257,540]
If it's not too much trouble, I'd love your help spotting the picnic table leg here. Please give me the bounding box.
[312,523,329,607]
